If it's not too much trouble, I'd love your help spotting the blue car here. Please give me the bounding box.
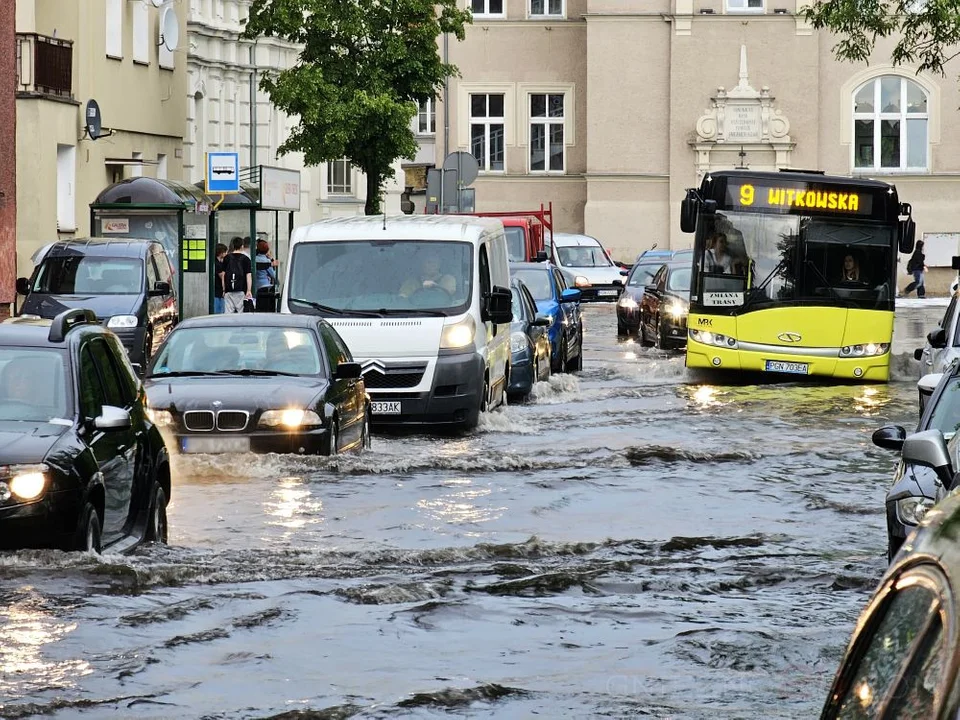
[508,279,553,401]
[510,262,583,373]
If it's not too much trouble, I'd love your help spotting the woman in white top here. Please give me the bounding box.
[705,233,734,274]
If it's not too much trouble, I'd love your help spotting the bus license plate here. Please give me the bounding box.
[181,436,250,454]
[371,401,401,415]
[765,360,809,375]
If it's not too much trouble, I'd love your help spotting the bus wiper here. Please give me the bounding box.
[288,298,380,318]
[740,258,788,312]
[803,260,845,304]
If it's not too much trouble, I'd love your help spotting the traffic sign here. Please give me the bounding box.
[205,152,240,194]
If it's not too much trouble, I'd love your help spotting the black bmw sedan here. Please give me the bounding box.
[144,314,370,455]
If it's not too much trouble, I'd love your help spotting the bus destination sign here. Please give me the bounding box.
[725,181,875,216]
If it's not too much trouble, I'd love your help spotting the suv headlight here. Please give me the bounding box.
[840,343,889,358]
[145,407,174,427]
[440,315,476,350]
[259,408,323,428]
[666,300,687,320]
[618,296,638,309]
[898,496,935,526]
[689,328,738,349]
[4,464,49,501]
[107,315,138,329]
[510,332,528,353]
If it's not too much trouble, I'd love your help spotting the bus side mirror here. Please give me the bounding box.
[680,192,698,233]
[899,218,916,254]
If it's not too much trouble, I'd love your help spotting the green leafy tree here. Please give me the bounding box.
[803,0,960,75]
[243,0,472,215]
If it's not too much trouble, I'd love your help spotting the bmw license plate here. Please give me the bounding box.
[764,360,809,375]
[181,436,250,454]
[371,401,401,415]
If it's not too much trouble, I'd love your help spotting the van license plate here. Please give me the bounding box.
[598,289,618,296]
[765,360,809,375]
[371,401,401,415]
[181,436,250,454]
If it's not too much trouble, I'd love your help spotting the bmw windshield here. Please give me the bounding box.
[288,240,473,317]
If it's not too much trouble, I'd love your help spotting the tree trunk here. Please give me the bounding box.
[364,166,382,216]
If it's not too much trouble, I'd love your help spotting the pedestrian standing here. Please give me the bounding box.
[903,240,926,298]
[220,236,253,313]
[213,243,227,313]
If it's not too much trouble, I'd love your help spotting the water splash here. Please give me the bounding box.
[530,373,581,404]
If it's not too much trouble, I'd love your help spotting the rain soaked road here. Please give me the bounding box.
[0,299,950,719]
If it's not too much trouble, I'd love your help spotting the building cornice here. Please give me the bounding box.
[584,173,669,181]
[474,174,586,183]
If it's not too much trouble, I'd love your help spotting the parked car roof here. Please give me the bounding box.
[174,313,327,330]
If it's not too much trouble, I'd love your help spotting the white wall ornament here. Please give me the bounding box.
[691,45,796,180]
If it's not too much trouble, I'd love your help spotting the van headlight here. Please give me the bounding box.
[259,408,323,428]
[898,496,935,526]
[5,464,49,501]
[689,328,738,349]
[840,343,889,357]
[510,332,528,353]
[440,315,476,349]
[107,315,138,329]
[574,276,591,288]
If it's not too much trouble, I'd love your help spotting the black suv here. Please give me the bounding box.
[0,309,170,552]
[16,237,179,371]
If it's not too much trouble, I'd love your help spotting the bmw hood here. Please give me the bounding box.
[145,375,330,413]
[0,421,68,466]
[20,293,140,321]
[325,317,445,358]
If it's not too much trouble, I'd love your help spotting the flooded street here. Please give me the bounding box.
[0,299,949,719]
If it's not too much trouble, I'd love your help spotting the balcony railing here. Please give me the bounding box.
[16,33,73,99]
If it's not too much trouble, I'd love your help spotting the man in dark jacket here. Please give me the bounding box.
[903,240,926,298]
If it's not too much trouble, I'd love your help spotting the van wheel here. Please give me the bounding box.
[146,483,168,544]
[74,502,102,553]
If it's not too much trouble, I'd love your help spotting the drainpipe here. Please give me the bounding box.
[249,41,258,168]
[442,32,449,158]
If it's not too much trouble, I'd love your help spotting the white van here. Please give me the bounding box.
[550,232,628,302]
[280,215,513,430]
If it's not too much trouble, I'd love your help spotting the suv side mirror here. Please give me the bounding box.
[559,288,581,303]
[335,361,362,380]
[94,405,132,431]
[15,277,30,296]
[872,425,906,452]
[902,429,955,487]
[928,328,947,349]
[486,286,513,324]
[149,281,171,296]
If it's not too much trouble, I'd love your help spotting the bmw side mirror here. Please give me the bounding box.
[559,288,581,303]
[901,429,955,487]
[335,361,362,380]
[533,313,551,327]
[872,425,906,452]
[15,277,29,296]
[94,405,132,431]
[928,328,947,349]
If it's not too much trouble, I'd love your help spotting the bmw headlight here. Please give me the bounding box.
[145,407,174,427]
[666,300,687,320]
[440,315,476,350]
[618,296,638,309]
[897,496,935,526]
[4,464,49,501]
[840,343,890,358]
[510,332,528,353]
[259,408,323,428]
[107,315,138,329]
[689,328,738,349]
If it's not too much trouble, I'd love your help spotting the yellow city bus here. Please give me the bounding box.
[680,169,916,381]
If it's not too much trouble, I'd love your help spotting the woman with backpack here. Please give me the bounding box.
[219,236,253,313]
[903,240,926,298]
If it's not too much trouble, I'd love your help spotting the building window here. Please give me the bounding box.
[853,76,929,171]
[56,145,76,231]
[106,0,122,58]
[417,99,436,135]
[530,0,563,17]
[530,93,564,172]
[131,151,143,178]
[327,159,352,195]
[157,154,168,180]
[470,94,505,172]
[726,0,764,11]
[471,0,505,17]
[132,0,149,64]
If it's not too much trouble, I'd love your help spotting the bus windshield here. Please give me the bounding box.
[697,211,893,311]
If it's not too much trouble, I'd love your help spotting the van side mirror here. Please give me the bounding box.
[901,429,955,487]
[914,348,924,361]
[535,250,548,262]
[15,277,30,296]
[149,281,171,296]
[486,286,513,324]
[334,361,362,380]
[928,328,947,349]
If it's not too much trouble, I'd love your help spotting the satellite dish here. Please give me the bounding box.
[442,151,479,187]
[85,99,102,140]
[159,6,179,51]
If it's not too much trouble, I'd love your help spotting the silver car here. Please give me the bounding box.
[916,293,960,378]
[549,233,627,302]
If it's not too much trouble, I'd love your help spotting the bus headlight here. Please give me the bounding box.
[666,300,687,320]
[898,496,935,526]
[440,316,476,350]
[689,328,738,349]
[840,343,889,358]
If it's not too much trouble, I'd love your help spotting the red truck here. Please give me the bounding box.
[429,203,554,263]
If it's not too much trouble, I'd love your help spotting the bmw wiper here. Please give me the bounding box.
[288,298,380,318]
[219,368,301,377]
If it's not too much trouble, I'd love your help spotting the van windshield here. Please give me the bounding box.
[288,240,474,317]
[504,227,526,262]
[33,256,143,295]
[557,244,612,268]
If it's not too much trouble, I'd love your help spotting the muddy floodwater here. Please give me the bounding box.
[0,299,949,719]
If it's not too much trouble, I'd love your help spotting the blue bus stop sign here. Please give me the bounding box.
[205,152,240,194]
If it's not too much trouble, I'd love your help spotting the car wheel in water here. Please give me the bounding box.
[361,410,372,450]
[617,322,628,338]
[75,502,102,553]
[146,482,168,544]
[325,421,339,456]
[655,316,666,350]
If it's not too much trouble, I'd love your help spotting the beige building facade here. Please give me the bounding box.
[431,0,960,285]
[15,0,188,278]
